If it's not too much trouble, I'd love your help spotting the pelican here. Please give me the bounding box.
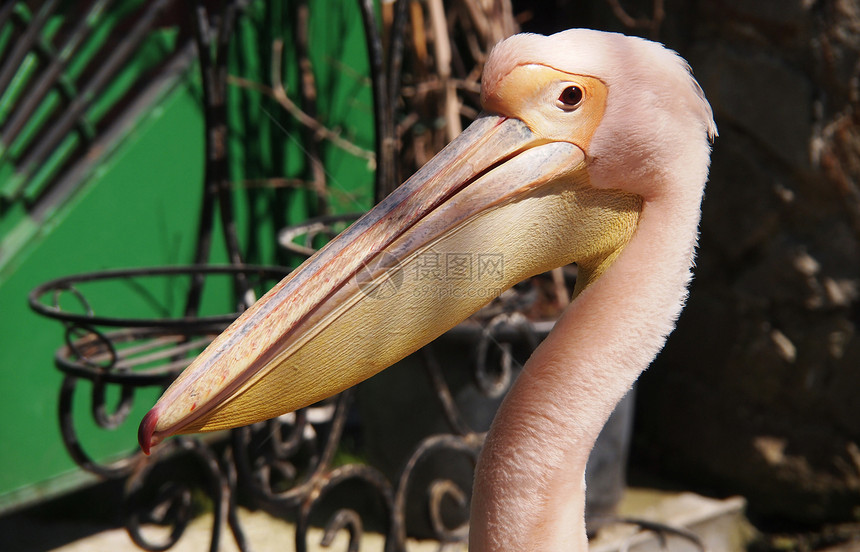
[140,29,716,550]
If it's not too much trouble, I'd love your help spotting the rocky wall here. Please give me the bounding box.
[632,0,860,524]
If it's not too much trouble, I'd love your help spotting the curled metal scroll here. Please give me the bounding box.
[231,395,343,507]
[475,312,543,399]
[296,463,395,552]
[124,437,244,552]
[31,264,288,549]
[26,1,692,550]
[230,389,398,550]
[392,433,483,548]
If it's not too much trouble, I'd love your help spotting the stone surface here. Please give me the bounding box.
[631,0,860,525]
[591,490,750,552]
[39,490,747,552]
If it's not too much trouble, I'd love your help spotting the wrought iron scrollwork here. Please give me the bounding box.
[31,264,289,549]
[27,1,589,551]
[34,254,559,552]
[392,432,482,547]
[296,463,394,552]
[475,312,542,399]
[124,437,249,552]
[230,388,397,550]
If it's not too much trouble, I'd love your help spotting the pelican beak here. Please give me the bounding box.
[139,113,642,454]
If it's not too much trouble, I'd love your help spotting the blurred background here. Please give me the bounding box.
[0,0,858,550]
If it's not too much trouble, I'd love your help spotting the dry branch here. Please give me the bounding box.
[227,47,376,170]
[606,0,665,38]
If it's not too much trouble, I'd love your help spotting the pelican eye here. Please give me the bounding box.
[558,85,584,108]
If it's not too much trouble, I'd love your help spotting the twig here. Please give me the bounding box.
[460,0,491,45]
[551,267,570,308]
[396,0,516,176]
[396,112,420,139]
[427,0,461,141]
[240,177,312,189]
[323,55,372,86]
[461,0,516,46]
[607,0,639,27]
[400,77,482,98]
[226,48,376,169]
[270,37,372,172]
[239,178,369,214]
[606,0,665,38]
[460,103,479,120]
[292,6,328,214]
[409,0,429,78]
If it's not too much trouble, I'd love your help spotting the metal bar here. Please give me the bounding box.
[422,345,474,436]
[294,0,329,215]
[1,0,112,148]
[386,0,408,146]
[185,0,249,316]
[15,0,174,183]
[58,374,138,479]
[28,40,197,222]
[357,0,397,204]
[184,2,220,317]
[29,264,289,329]
[0,1,17,33]
[0,0,57,94]
[212,2,251,299]
[113,336,213,371]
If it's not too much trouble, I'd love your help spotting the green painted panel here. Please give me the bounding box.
[0,0,375,512]
[226,0,376,267]
[0,81,205,509]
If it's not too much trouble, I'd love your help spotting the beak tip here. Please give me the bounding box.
[138,408,160,455]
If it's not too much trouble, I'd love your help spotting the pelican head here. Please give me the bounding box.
[140,29,715,465]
